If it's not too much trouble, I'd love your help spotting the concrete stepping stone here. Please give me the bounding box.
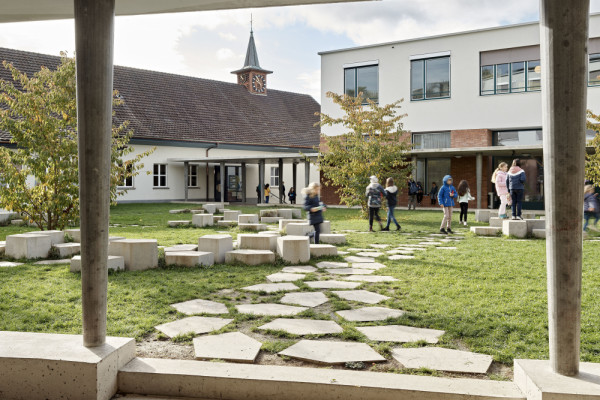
[344,256,374,263]
[163,244,198,252]
[357,325,445,343]
[418,242,441,246]
[345,248,372,253]
[165,251,214,267]
[267,272,306,282]
[235,303,307,316]
[198,234,232,263]
[0,261,23,267]
[337,251,349,255]
[331,290,390,304]
[70,255,124,272]
[310,244,338,257]
[326,268,375,275]
[389,255,415,260]
[242,283,299,293]
[279,340,385,365]
[436,247,457,250]
[318,234,347,244]
[34,259,71,265]
[193,332,261,363]
[281,265,317,273]
[305,280,362,289]
[316,261,348,269]
[369,244,390,249]
[258,318,342,335]
[171,299,228,315]
[356,252,384,258]
[337,306,405,322]
[343,275,398,283]
[155,316,233,338]
[225,250,275,265]
[390,347,493,374]
[280,292,328,307]
[387,249,414,255]
[351,262,387,270]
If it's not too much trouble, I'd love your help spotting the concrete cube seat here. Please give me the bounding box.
[109,239,158,271]
[489,217,504,228]
[168,220,192,227]
[285,223,314,236]
[238,234,277,252]
[502,220,528,238]
[277,236,310,263]
[223,210,241,221]
[192,213,214,227]
[532,229,546,238]
[276,209,294,219]
[163,244,198,252]
[10,219,24,225]
[24,230,65,245]
[238,223,267,231]
[6,234,52,259]
[64,228,81,242]
[217,220,238,227]
[238,214,259,224]
[522,212,537,220]
[212,215,224,223]
[291,209,302,219]
[470,226,501,236]
[218,208,229,214]
[475,210,491,223]
[279,219,307,230]
[165,251,214,267]
[318,234,347,244]
[191,209,205,214]
[169,209,190,214]
[320,220,331,234]
[260,209,279,218]
[202,204,218,214]
[0,241,5,255]
[225,250,276,265]
[261,216,283,224]
[198,234,232,264]
[54,243,81,258]
[525,219,545,234]
[70,255,125,272]
[310,244,338,257]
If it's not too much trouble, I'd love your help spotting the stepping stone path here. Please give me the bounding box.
[387,249,414,255]
[436,247,457,250]
[258,318,342,335]
[316,261,348,269]
[242,283,299,293]
[0,261,23,267]
[235,303,308,316]
[351,262,387,270]
[391,347,493,374]
[344,275,398,283]
[305,280,362,289]
[155,316,233,338]
[337,306,405,322]
[193,332,261,363]
[356,252,384,258]
[356,325,445,343]
[344,256,375,263]
[389,255,415,260]
[267,272,306,282]
[369,244,390,249]
[331,290,390,304]
[281,265,317,273]
[171,299,228,315]
[326,268,375,275]
[345,248,372,253]
[280,292,328,307]
[279,340,386,365]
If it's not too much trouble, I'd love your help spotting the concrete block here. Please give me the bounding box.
[279,219,307,230]
[319,234,347,244]
[277,236,310,264]
[475,210,491,223]
[238,234,277,252]
[310,244,338,257]
[502,220,528,238]
[198,234,232,264]
[489,217,504,228]
[238,214,259,224]
[0,242,4,255]
[218,208,229,214]
[191,209,204,214]
[64,228,81,242]
[6,234,52,259]
[525,219,545,235]
[277,209,294,219]
[0,211,17,225]
[109,239,158,271]
[223,210,241,221]
[10,219,24,225]
[109,236,126,242]
[260,209,279,217]
[470,227,501,236]
[521,212,536,220]
[213,215,224,223]
[165,251,214,267]
[291,209,302,219]
[217,220,238,227]
[24,230,65,245]
[239,223,267,232]
[192,213,214,227]
[163,244,198,252]
[286,223,314,236]
[261,216,283,224]
[0,331,135,400]
[202,204,218,214]
[169,209,190,214]
[320,220,331,234]
[532,229,546,239]
[168,220,191,227]
[70,255,125,272]
[54,242,81,258]
[225,250,276,265]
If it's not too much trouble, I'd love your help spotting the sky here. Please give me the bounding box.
[0,0,598,102]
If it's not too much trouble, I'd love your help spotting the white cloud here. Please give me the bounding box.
[218,32,237,41]
[216,48,236,60]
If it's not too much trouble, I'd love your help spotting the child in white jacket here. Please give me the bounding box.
[457,180,475,226]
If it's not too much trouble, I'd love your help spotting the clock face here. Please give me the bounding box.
[239,73,248,84]
[252,74,266,93]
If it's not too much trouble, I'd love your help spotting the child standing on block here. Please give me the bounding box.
[457,180,475,226]
[437,175,458,234]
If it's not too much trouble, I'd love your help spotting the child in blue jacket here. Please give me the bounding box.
[437,175,458,234]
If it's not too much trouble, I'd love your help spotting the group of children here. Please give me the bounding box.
[259,184,297,204]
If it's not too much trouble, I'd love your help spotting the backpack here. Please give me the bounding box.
[367,186,382,207]
[409,181,418,195]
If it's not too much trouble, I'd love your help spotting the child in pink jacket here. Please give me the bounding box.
[492,162,509,219]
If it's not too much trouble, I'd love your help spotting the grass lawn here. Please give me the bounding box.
[1,202,599,376]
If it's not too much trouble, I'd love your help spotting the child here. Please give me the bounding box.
[264,183,270,204]
[429,182,438,205]
[492,162,509,219]
[366,175,385,231]
[506,159,526,220]
[288,187,296,204]
[437,175,458,234]
[383,177,401,231]
[457,180,475,226]
[584,184,600,231]
[416,181,424,205]
[302,182,326,243]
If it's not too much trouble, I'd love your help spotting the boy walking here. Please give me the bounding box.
[437,175,458,234]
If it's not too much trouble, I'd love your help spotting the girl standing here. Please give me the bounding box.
[584,184,599,231]
[288,187,296,204]
[264,184,270,204]
[492,162,509,219]
[506,159,526,220]
[366,176,385,232]
[302,182,326,244]
[437,175,458,234]
[382,177,401,231]
[457,180,475,226]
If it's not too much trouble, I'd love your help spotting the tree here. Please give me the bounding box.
[0,53,153,230]
[316,92,412,212]
[586,109,600,185]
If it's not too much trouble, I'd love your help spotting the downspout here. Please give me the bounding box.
[205,143,218,201]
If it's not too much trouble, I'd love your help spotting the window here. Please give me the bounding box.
[270,167,279,187]
[344,65,378,103]
[412,132,451,149]
[153,164,167,187]
[119,162,134,188]
[480,60,541,95]
[493,130,543,146]
[589,53,600,86]
[187,164,198,187]
[411,56,450,100]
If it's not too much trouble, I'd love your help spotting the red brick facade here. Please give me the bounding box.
[451,129,493,148]
[450,156,492,209]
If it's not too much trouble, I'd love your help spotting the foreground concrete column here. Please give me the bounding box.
[75,0,115,347]
[305,160,310,187]
[220,162,225,204]
[278,158,284,203]
[184,161,189,202]
[540,0,589,376]
[476,153,482,209]
[241,162,247,203]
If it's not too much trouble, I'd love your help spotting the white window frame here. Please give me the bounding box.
[153,163,168,188]
[187,164,198,188]
[270,166,279,187]
[119,162,134,188]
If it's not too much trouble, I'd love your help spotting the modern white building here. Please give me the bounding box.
[319,14,600,209]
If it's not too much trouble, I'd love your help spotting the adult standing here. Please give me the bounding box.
[281,181,286,204]
[302,182,326,244]
[383,177,401,231]
[366,176,386,231]
[416,181,424,205]
[407,177,418,210]
[506,159,526,220]
[429,182,439,206]
[492,162,509,219]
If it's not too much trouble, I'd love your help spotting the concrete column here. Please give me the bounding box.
[220,162,225,204]
[540,0,589,376]
[292,162,297,193]
[74,0,115,347]
[205,163,210,201]
[259,160,265,203]
[278,158,284,204]
[241,162,247,203]
[476,153,482,210]
[304,160,310,187]
[184,161,189,202]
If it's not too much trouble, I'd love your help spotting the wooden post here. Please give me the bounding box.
[278,158,284,204]
[241,162,247,203]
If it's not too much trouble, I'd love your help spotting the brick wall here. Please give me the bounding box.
[451,129,492,148]
[320,171,342,205]
[450,156,491,209]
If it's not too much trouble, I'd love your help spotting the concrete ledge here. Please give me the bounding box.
[503,220,528,238]
[54,242,81,258]
[532,229,546,239]
[70,255,125,272]
[225,250,275,265]
[238,223,267,231]
[514,359,600,400]
[165,251,214,267]
[319,234,347,244]
[310,244,338,257]
[0,331,135,400]
[525,219,545,235]
[118,357,525,400]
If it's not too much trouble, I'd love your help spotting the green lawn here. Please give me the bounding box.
[1,203,599,373]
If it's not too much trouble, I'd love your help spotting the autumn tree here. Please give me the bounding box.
[586,109,600,185]
[316,92,412,212]
[0,53,153,230]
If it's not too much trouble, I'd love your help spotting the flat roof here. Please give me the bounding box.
[168,153,319,165]
[410,144,596,158]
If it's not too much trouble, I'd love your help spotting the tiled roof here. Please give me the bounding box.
[0,47,320,149]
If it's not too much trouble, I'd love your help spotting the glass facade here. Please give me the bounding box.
[590,53,600,86]
[412,132,451,149]
[411,56,450,100]
[414,158,452,196]
[493,130,543,146]
[480,60,541,95]
[344,65,378,103]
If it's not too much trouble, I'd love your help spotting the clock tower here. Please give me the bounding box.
[232,28,272,95]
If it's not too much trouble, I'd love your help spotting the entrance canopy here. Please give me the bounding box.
[168,153,318,165]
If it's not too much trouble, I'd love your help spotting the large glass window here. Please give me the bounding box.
[527,60,541,91]
[589,53,600,86]
[414,158,451,194]
[270,166,279,187]
[412,132,451,149]
[496,63,510,94]
[480,60,541,95]
[344,65,378,103]
[481,65,495,95]
[187,164,198,188]
[511,62,526,92]
[119,162,134,188]
[411,56,451,100]
[153,164,167,187]
[493,130,543,146]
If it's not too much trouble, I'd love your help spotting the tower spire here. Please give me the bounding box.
[231,19,272,95]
